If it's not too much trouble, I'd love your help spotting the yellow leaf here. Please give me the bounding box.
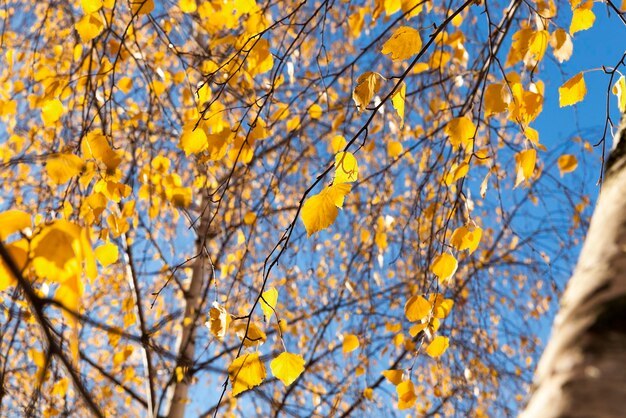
[514,148,537,187]
[246,38,274,75]
[426,335,449,358]
[243,212,257,225]
[235,322,267,347]
[207,302,231,341]
[570,8,595,35]
[260,287,278,323]
[352,72,383,112]
[94,242,118,267]
[46,154,84,185]
[334,152,359,184]
[444,162,469,186]
[381,26,422,62]
[558,154,578,176]
[434,298,454,319]
[270,352,305,386]
[227,353,266,396]
[179,123,208,156]
[388,140,403,158]
[484,83,509,117]
[131,0,154,15]
[430,253,457,282]
[559,73,586,107]
[330,135,347,153]
[81,0,103,14]
[409,322,427,337]
[75,13,104,43]
[381,369,403,385]
[391,82,406,127]
[41,99,64,126]
[0,210,31,240]
[82,130,122,170]
[363,387,374,400]
[301,183,352,236]
[450,224,482,254]
[404,294,430,322]
[396,380,417,410]
[0,240,27,291]
[445,116,475,149]
[550,28,573,63]
[179,0,197,13]
[309,104,323,119]
[342,333,359,353]
[612,75,626,113]
[528,30,549,63]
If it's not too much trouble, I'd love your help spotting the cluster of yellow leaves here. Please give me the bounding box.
[138,155,193,216]
[301,152,359,236]
[212,288,305,395]
[0,211,99,361]
[404,293,453,354]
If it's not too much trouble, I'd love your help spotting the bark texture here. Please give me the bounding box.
[166,205,212,418]
[522,119,626,418]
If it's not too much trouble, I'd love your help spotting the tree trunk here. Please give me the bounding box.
[166,202,212,418]
[522,117,626,417]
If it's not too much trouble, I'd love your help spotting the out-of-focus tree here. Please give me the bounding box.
[0,0,621,416]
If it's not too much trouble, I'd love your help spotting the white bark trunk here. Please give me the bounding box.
[522,121,626,417]
[166,207,211,418]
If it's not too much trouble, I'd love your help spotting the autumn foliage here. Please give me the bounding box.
[0,0,623,416]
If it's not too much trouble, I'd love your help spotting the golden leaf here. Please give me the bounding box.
[301,183,352,236]
[426,335,449,358]
[334,152,359,184]
[260,287,278,323]
[404,294,430,322]
[396,380,417,410]
[270,352,305,386]
[207,302,231,341]
[352,72,384,112]
[381,26,422,61]
[559,73,586,107]
[228,353,266,396]
[430,253,458,283]
[342,333,359,353]
[94,242,118,268]
[558,154,578,176]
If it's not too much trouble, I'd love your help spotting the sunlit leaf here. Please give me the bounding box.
[381,26,422,61]
[270,352,305,386]
[41,99,64,126]
[352,72,383,112]
[484,83,509,117]
[179,0,197,13]
[450,224,482,254]
[391,82,406,127]
[528,30,549,63]
[260,287,278,323]
[342,333,359,353]
[334,152,359,184]
[550,28,573,63]
[81,0,103,14]
[227,353,266,396]
[558,154,578,176]
[75,13,104,43]
[613,75,626,113]
[46,154,84,185]
[445,116,475,149]
[396,380,417,410]
[131,0,154,15]
[0,210,31,240]
[94,242,118,267]
[514,149,537,187]
[570,8,595,35]
[426,335,449,358]
[179,123,208,156]
[404,294,430,322]
[430,253,458,282]
[382,369,403,385]
[207,302,231,341]
[235,322,267,347]
[301,183,351,236]
[559,73,586,107]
